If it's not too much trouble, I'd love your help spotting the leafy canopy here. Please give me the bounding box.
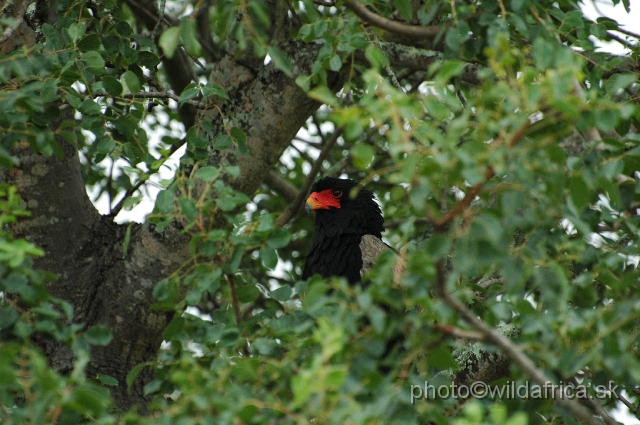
[1,0,639,424]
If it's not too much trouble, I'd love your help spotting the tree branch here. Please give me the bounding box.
[264,171,299,204]
[433,324,485,341]
[228,273,249,356]
[434,262,614,425]
[433,166,495,231]
[91,91,217,110]
[343,0,443,38]
[275,128,343,227]
[108,179,147,218]
[0,0,27,45]
[434,119,532,230]
[606,30,637,49]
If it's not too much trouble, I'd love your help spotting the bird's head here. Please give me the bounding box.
[306,177,384,236]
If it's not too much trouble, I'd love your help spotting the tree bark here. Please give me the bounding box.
[1,0,345,411]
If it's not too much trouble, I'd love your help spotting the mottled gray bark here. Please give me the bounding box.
[2,0,345,411]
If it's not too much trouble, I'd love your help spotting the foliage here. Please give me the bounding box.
[0,184,115,424]
[1,0,640,424]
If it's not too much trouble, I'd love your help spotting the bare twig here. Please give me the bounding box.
[612,388,637,414]
[612,26,640,40]
[228,273,250,356]
[275,128,343,227]
[433,166,495,231]
[433,119,531,230]
[573,381,619,425]
[477,277,503,290]
[343,0,443,38]
[151,0,166,40]
[264,171,299,204]
[433,324,486,341]
[313,0,335,6]
[108,178,147,218]
[91,91,216,110]
[107,160,115,213]
[606,31,636,49]
[434,262,614,425]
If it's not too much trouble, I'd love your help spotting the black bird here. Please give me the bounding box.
[302,177,389,283]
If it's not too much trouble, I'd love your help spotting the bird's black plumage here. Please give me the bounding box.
[302,177,386,283]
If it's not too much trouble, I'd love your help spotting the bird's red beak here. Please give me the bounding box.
[306,189,341,211]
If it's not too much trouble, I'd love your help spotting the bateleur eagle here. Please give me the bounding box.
[302,177,390,283]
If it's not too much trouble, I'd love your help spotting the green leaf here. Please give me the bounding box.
[364,45,389,68]
[67,23,86,43]
[115,21,133,37]
[66,384,109,416]
[122,70,140,94]
[230,127,246,144]
[351,144,375,170]
[202,82,229,100]
[267,228,290,249]
[179,85,200,104]
[436,60,465,82]
[570,175,589,212]
[237,284,260,303]
[138,51,161,68]
[295,75,311,91]
[445,22,471,50]
[85,326,113,346]
[395,0,413,21]
[42,23,63,49]
[270,286,292,302]
[79,99,101,115]
[96,374,119,386]
[77,34,101,52]
[195,166,218,182]
[226,165,241,178]
[231,127,248,156]
[260,245,278,269]
[96,137,115,155]
[158,26,181,59]
[307,86,338,107]
[328,54,342,72]
[178,198,197,220]
[605,73,637,96]
[213,134,232,150]
[220,328,241,346]
[81,51,105,75]
[156,189,174,214]
[267,46,293,76]
[180,18,202,56]
[102,76,123,96]
[126,363,147,389]
[163,316,185,340]
[143,380,162,395]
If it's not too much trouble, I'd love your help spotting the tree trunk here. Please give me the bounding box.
[1,0,344,411]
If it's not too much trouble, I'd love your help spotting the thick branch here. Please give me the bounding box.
[343,0,443,38]
[434,262,614,425]
[264,171,299,204]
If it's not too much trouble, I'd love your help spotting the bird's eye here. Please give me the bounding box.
[332,189,343,198]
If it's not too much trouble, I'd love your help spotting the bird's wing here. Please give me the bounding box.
[359,234,391,277]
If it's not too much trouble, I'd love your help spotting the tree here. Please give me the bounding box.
[1,0,639,423]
